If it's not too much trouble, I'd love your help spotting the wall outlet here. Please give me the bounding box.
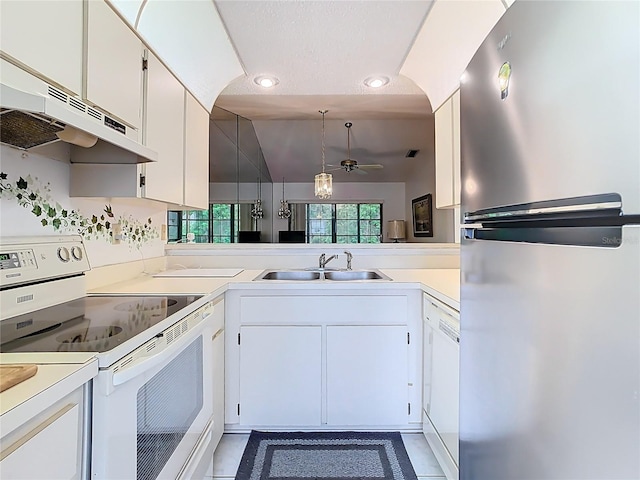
[112,223,122,244]
[161,224,167,241]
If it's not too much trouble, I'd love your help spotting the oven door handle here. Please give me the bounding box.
[112,318,209,386]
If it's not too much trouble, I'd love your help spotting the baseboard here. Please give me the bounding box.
[224,424,423,434]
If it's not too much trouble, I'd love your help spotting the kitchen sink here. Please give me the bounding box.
[254,269,390,281]
[324,270,388,281]
[259,270,322,281]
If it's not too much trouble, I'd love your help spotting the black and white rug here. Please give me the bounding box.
[235,431,419,480]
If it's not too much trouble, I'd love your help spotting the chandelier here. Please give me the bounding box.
[278,177,291,219]
[314,110,332,199]
[251,177,263,219]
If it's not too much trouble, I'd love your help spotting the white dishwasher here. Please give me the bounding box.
[423,295,460,480]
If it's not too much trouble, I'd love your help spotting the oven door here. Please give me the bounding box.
[91,311,214,480]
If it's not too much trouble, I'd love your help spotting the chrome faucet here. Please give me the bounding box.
[319,253,338,269]
[344,251,353,270]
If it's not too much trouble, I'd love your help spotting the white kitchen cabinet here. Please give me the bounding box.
[85,0,143,129]
[326,325,408,426]
[70,53,210,208]
[225,291,421,430]
[238,325,322,426]
[435,89,461,209]
[142,50,185,205]
[0,360,95,480]
[423,294,460,480]
[0,403,80,479]
[0,0,83,95]
[183,92,210,209]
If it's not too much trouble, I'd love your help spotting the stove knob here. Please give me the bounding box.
[57,246,70,263]
[71,246,83,261]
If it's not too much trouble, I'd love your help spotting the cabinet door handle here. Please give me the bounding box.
[212,328,224,341]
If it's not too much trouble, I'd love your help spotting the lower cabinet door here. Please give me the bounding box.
[326,325,409,426]
[239,325,322,426]
[0,403,80,479]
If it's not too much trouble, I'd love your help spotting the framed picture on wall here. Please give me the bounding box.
[412,194,433,237]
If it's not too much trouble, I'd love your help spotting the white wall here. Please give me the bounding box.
[404,145,455,243]
[0,145,167,267]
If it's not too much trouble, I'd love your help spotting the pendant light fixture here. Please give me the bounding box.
[278,177,292,219]
[314,110,332,199]
[251,176,263,219]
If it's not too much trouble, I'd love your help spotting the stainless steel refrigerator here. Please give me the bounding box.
[459,1,639,479]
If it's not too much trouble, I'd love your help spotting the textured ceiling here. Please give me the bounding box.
[213,0,436,183]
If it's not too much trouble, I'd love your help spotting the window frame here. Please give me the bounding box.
[306,202,382,244]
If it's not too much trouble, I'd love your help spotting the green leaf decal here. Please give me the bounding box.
[16,178,27,189]
[91,215,98,224]
[47,207,56,217]
[29,193,37,201]
[32,205,42,216]
[41,219,48,226]
[52,218,61,229]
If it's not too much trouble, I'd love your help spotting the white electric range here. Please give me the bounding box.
[0,235,220,480]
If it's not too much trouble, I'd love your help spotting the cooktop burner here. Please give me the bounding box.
[0,295,201,354]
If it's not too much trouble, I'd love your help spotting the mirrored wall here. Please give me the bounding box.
[208,106,274,242]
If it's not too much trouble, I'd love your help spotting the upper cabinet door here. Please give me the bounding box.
[0,0,83,95]
[435,89,461,209]
[143,51,185,205]
[85,0,142,129]
[183,93,210,209]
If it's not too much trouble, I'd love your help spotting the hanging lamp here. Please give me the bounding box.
[278,177,292,219]
[314,110,332,199]
[251,176,263,219]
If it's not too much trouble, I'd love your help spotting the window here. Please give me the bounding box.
[307,203,382,244]
[169,202,382,244]
[167,204,236,243]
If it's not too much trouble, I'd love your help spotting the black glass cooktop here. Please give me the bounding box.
[0,295,201,354]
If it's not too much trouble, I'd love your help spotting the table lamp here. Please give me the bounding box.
[388,220,406,243]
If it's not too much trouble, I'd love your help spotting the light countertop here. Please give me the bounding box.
[89,268,460,311]
[0,355,97,436]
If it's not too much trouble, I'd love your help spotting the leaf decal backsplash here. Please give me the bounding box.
[0,172,159,247]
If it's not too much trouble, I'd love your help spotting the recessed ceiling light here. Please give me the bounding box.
[364,76,389,88]
[254,75,279,88]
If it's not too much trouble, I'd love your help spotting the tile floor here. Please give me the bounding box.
[209,432,446,480]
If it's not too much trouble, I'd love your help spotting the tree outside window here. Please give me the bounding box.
[307,203,381,243]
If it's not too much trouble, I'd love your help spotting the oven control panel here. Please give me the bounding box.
[0,250,36,270]
[0,235,90,288]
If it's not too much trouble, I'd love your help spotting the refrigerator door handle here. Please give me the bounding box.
[464,193,622,224]
[464,225,626,248]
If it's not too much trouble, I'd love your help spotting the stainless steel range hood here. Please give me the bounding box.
[0,81,157,164]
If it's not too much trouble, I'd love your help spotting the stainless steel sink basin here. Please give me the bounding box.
[258,270,321,281]
[254,269,390,281]
[324,270,389,281]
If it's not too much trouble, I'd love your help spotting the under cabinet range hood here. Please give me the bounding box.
[0,81,157,164]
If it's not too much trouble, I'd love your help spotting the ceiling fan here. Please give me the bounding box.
[328,122,384,175]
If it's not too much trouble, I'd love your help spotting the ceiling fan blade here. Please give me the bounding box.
[358,164,384,169]
[352,167,368,175]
